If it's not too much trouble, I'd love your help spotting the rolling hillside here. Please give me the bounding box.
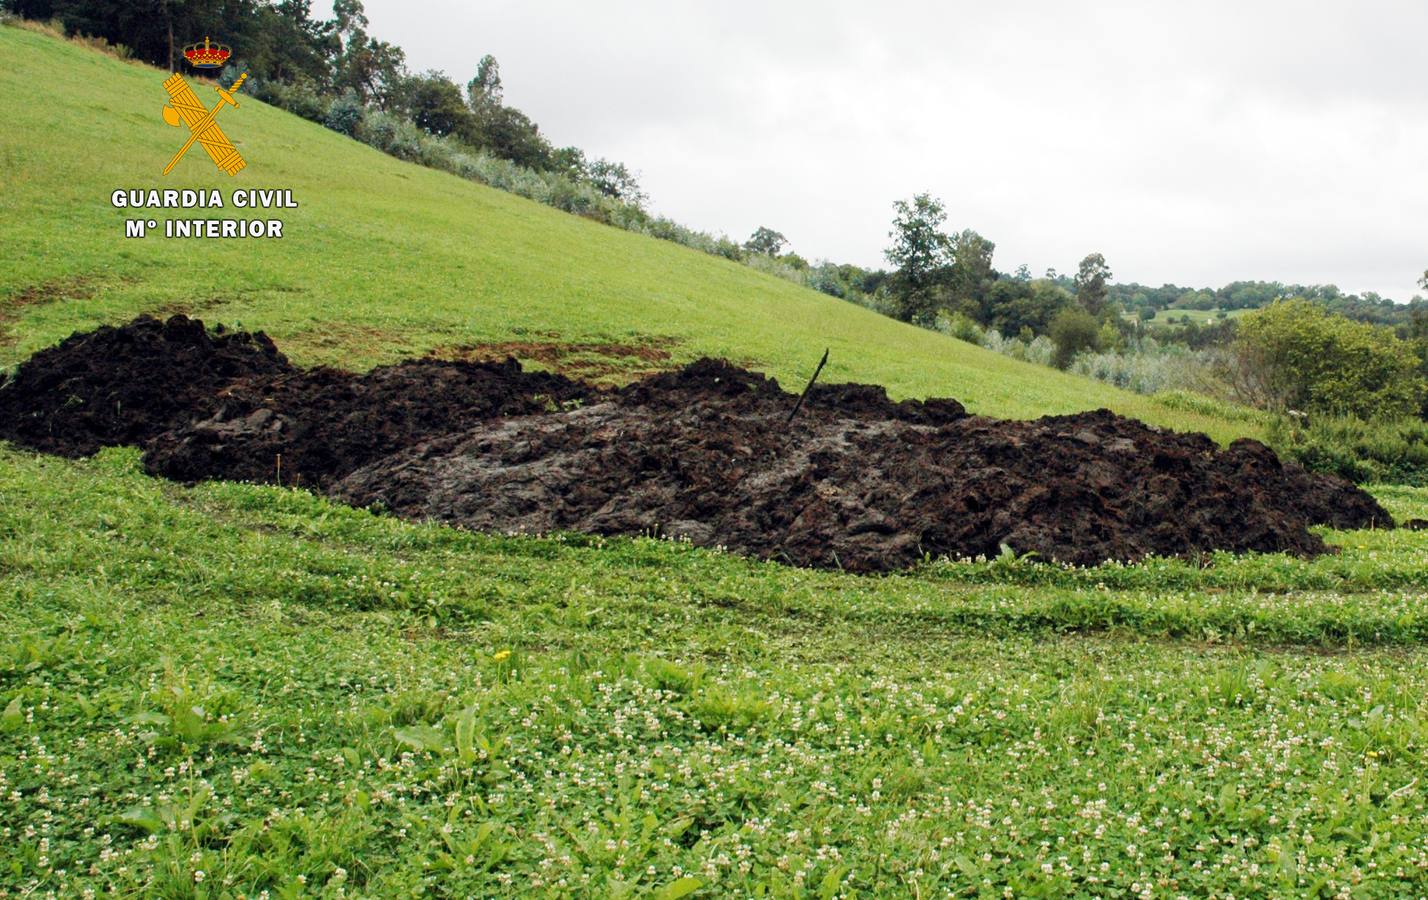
[0,24,1257,442]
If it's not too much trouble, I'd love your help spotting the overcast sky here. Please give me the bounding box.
[318,0,1427,299]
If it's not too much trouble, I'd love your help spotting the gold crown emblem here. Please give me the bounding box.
[182,36,231,69]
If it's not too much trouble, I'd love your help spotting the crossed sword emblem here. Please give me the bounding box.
[161,71,249,176]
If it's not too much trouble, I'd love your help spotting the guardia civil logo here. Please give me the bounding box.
[160,37,248,176]
[113,34,295,239]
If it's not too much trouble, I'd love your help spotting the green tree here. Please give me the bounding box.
[1408,305,1428,341]
[461,104,552,169]
[467,54,502,111]
[1173,289,1216,311]
[744,226,788,256]
[399,71,470,136]
[1237,299,1427,418]
[549,146,588,179]
[983,278,1071,336]
[586,158,646,207]
[330,0,405,105]
[1074,252,1112,316]
[249,1,338,87]
[456,55,552,169]
[20,0,234,73]
[1049,307,1102,368]
[884,193,952,324]
[948,228,996,315]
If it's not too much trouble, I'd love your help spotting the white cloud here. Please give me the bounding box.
[334,0,1428,298]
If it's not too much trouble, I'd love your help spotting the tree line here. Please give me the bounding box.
[799,190,1428,423]
[746,191,1428,379]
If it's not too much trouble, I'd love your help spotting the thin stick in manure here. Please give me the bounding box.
[787,348,830,424]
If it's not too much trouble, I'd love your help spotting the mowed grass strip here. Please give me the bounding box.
[3,447,1428,653]
[0,23,1257,442]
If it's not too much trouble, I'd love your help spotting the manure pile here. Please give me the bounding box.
[0,315,1392,571]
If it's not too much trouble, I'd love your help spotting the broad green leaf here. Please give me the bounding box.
[394,723,449,753]
[654,876,703,900]
[118,806,164,834]
[0,695,21,731]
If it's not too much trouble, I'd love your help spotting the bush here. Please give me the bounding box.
[1070,341,1217,396]
[1267,414,1428,485]
[323,91,364,136]
[1048,308,1102,369]
[355,110,424,161]
[1237,299,1427,419]
[937,311,984,344]
[713,237,746,262]
[745,254,807,285]
[978,330,1056,367]
[69,32,132,59]
[1152,390,1266,425]
[252,75,327,123]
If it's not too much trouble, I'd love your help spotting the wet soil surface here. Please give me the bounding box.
[0,315,1393,571]
[143,356,595,488]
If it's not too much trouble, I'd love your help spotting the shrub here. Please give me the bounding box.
[323,91,364,136]
[1048,308,1102,369]
[745,254,807,285]
[977,330,1056,367]
[937,311,984,344]
[713,237,746,262]
[1153,390,1266,426]
[979,328,1018,356]
[1267,414,1428,485]
[355,110,425,161]
[253,75,328,123]
[69,32,131,59]
[1237,299,1427,419]
[1071,345,1214,396]
[804,263,856,300]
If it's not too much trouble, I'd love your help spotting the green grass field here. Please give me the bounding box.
[6,23,1428,897]
[1148,308,1251,327]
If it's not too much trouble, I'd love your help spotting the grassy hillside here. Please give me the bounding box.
[0,23,1258,442]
